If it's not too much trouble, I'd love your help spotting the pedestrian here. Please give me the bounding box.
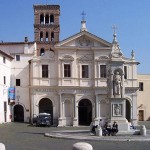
[112,121,118,136]
[99,119,104,128]
[103,122,111,136]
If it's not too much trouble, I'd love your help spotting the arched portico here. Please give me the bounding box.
[78,99,92,125]
[39,98,53,124]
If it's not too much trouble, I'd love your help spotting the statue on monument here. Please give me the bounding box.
[113,71,122,95]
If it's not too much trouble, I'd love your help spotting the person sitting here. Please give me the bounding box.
[103,122,112,136]
[111,121,118,136]
[90,122,98,134]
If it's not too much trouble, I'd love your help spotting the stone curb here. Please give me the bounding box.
[45,130,150,142]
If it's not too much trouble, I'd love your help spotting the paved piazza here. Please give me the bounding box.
[0,122,150,150]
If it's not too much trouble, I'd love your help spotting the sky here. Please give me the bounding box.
[0,0,150,74]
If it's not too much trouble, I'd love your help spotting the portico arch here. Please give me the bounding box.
[39,98,53,124]
[78,99,92,125]
[14,104,24,122]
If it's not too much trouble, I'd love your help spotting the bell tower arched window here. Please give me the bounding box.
[40,14,44,24]
[51,32,54,41]
[40,32,43,41]
[46,32,49,42]
[45,14,49,24]
[40,48,45,56]
[50,15,54,24]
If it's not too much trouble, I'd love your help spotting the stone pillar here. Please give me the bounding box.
[95,95,99,119]
[58,93,63,126]
[94,95,99,125]
[98,100,101,118]
[44,14,45,24]
[49,14,50,24]
[62,101,65,118]
[73,142,93,150]
[73,94,78,126]
[59,94,62,118]
[131,94,137,125]
[111,72,114,98]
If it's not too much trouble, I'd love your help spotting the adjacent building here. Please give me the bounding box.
[137,74,150,121]
[0,50,13,123]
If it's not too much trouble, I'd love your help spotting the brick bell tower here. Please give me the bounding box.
[33,5,60,56]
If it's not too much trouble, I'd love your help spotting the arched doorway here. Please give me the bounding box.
[126,100,131,122]
[39,98,53,124]
[14,104,24,122]
[78,99,92,125]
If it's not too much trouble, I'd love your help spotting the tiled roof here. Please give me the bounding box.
[0,49,14,59]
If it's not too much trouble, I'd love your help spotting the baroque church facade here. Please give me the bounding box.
[0,5,142,130]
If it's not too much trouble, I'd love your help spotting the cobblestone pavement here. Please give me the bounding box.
[0,123,150,150]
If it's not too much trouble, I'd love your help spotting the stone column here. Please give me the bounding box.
[94,95,99,125]
[44,14,45,24]
[58,93,63,126]
[59,93,62,119]
[49,14,50,24]
[62,101,65,118]
[111,72,114,97]
[98,100,101,118]
[95,95,99,119]
[73,94,78,126]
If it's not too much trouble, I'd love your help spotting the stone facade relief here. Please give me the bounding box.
[78,36,93,47]
[113,104,122,116]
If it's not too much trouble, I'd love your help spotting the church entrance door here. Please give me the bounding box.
[39,98,53,124]
[78,99,92,125]
[14,105,24,122]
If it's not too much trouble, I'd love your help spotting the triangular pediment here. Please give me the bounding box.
[55,31,112,48]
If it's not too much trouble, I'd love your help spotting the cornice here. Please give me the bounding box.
[33,5,60,10]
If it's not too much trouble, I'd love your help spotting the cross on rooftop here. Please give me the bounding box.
[112,25,117,34]
[81,11,86,21]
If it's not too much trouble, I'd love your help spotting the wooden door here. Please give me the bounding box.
[139,110,144,121]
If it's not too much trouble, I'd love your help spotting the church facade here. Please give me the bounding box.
[30,27,139,130]
[0,4,145,130]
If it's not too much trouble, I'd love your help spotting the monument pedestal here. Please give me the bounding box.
[110,98,129,131]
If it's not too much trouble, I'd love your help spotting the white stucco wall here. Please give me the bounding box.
[0,43,35,122]
[0,52,12,123]
[137,74,150,121]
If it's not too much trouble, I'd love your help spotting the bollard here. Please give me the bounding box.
[89,122,93,132]
[0,143,6,150]
[140,125,146,136]
[95,126,102,136]
[73,142,93,150]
